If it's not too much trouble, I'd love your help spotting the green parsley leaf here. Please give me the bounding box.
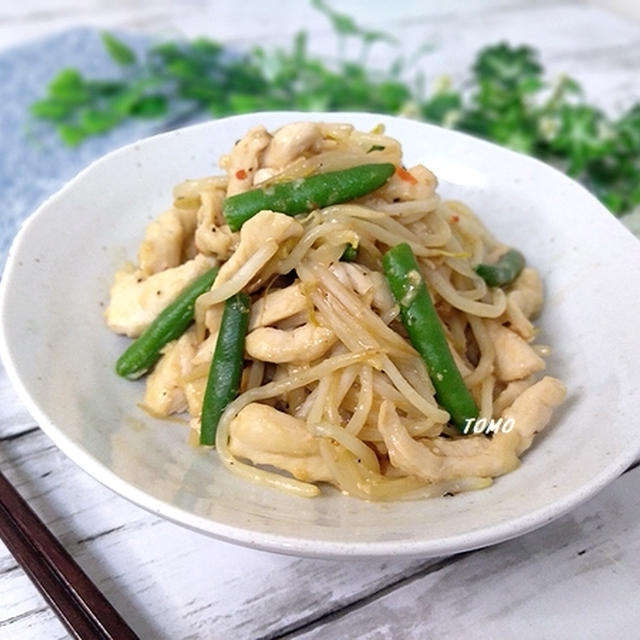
[101,32,137,66]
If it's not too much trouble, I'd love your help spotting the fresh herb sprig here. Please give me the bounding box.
[29,7,640,216]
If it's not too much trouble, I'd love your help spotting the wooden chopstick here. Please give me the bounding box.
[0,468,139,639]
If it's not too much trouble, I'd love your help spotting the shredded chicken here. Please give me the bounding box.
[223,125,271,196]
[105,253,216,337]
[229,403,330,482]
[138,208,185,275]
[383,164,437,201]
[143,330,197,416]
[192,332,218,367]
[194,189,235,260]
[246,324,336,364]
[214,210,303,287]
[263,122,322,169]
[493,378,534,417]
[502,376,566,456]
[487,321,545,381]
[248,282,308,330]
[253,168,276,184]
[107,120,567,501]
[509,267,544,319]
[184,377,206,419]
[378,376,566,483]
[504,268,544,339]
[330,262,395,313]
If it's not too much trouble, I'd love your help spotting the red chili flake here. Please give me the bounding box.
[451,215,459,223]
[235,169,247,180]
[395,166,417,184]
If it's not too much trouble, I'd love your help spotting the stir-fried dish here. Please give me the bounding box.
[106,121,566,500]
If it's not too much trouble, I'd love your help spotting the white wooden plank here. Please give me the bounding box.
[0,0,585,53]
[0,425,433,639]
[291,465,640,639]
[0,365,36,439]
[589,0,640,22]
[1,1,640,638]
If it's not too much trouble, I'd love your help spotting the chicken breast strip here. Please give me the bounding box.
[378,376,566,483]
[228,403,330,483]
[105,253,216,337]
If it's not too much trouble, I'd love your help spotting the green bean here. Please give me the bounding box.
[475,249,525,287]
[340,244,358,262]
[223,163,396,231]
[115,266,218,379]
[382,243,479,432]
[200,292,251,446]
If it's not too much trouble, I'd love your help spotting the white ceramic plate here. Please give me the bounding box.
[2,112,640,559]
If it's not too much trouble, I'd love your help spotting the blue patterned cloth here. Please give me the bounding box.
[0,28,204,271]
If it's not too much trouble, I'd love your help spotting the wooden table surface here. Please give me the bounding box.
[1,1,640,638]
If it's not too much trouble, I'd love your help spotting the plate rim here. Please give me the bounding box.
[2,110,639,558]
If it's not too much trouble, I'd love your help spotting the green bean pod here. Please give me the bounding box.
[223,163,396,231]
[115,266,218,379]
[200,292,251,446]
[382,243,479,431]
[340,244,358,262]
[475,249,525,287]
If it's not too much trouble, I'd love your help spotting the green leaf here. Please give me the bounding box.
[101,32,137,66]
[549,104,610,174]
[519,76,543,94]
[228,93,267,113]
[57,123,88,146]
[497,126,536,153]
[312,0,392,44]
[334,15,359,35]
[328,12,359,36]
[563,77,582,95]
[473,43,542,91]
[91,80,128,96]
[293,31,307,60]
[110,88,144,115]
[48,69,89,104]
[181,82,223,102]
[80,108,121,133]
[614,105,640,153]
[388,56,404,77]
[629,182,640,206]
[149,41,181,61]
[167,57,203,80]
[421,92,462,123]
[377,81,412,111]
[130,94,168,118]
[362,29,396,46]
[24,10,640,219]
[30,98,73,121]
[191,38,222,57]
[599,190,624,214]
